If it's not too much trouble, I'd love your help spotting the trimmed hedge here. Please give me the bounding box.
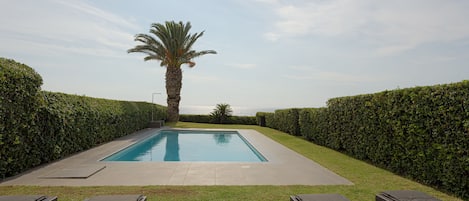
[0,58,166,178]
[179,114,211,123]
[299,108,321,141]
[274,109,302,136]
[256,112,275,127]
[259,81,468,199]
[255,112,267,127]
[256,109,301,136]
[180,114,256,125]
[228,116,257,125]
[298,81,468,200]
[0,58,43,178]
[37,92,166,160]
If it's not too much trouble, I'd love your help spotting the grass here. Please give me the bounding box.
[0,122,463,201]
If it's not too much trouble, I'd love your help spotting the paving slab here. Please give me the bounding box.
[39,165,106,179]
[0,128,353,186]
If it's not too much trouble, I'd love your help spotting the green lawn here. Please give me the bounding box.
[0,122,462,201]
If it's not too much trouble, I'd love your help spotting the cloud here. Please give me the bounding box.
[254,0,279,4]
[0,0,138,58]
[285,65,382,83]
[185,74,222,82]
[264,0,370,37]
[260,0,469,54]
[54,0,138,30]
[228,63,257,69]
[263,32,280,42]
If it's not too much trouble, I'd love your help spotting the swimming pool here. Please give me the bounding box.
[102,130,267,162]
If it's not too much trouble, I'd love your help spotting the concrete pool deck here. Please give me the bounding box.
[0,128,353,186]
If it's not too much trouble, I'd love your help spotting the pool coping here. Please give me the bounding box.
[101,129,268,162]
[0,128,353,186]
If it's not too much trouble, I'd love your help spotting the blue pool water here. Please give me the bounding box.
[102,130,267,162]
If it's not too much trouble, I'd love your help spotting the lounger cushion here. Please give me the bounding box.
[0,195,57,201]
[376,190,441,201]
[290,194,350,201]
[84,194,146,201]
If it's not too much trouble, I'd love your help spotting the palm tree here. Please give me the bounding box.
[210,103,233,124]
[128,21,216,122]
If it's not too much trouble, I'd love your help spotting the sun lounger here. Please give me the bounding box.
[0,195,57,201]
[83,194,147,201]
[376,190,441,201]
[290,194,350,201]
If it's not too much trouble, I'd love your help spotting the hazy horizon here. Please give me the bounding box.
[180,105,277,116]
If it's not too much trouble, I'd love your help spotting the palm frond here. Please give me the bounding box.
[128,20,216,68]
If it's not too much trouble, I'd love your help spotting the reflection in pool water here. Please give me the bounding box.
[102,130,267,162]
[164,131,179,161]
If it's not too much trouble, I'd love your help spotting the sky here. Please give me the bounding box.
[1,0,468,115]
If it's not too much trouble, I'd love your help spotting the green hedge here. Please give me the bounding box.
[258,81,468,199]
[180,114,256,125]
[0,58,43,178]
[255,112,267,126]
[299,108,321,141]
[274,109,301,136]
[257,109,301,136]
[37,92,166,160]
[179,114,211,123]
[299,81,469,200]
[228,116,257,125]
[0,58,166,178]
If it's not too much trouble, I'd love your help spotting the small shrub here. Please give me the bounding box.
[210,103,233,124]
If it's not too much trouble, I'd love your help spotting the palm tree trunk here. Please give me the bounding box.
[165,66,182,122]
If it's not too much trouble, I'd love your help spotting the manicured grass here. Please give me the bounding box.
[0,122,462,201]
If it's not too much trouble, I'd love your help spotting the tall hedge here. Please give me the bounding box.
[0,58,167,178]
[0,58,43,178]
[261,81,468,199]
[37,92,166,161]
[256,109,301,136]
[273,109,301,136]
[299,81,469,199]
[256,112,277,128]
